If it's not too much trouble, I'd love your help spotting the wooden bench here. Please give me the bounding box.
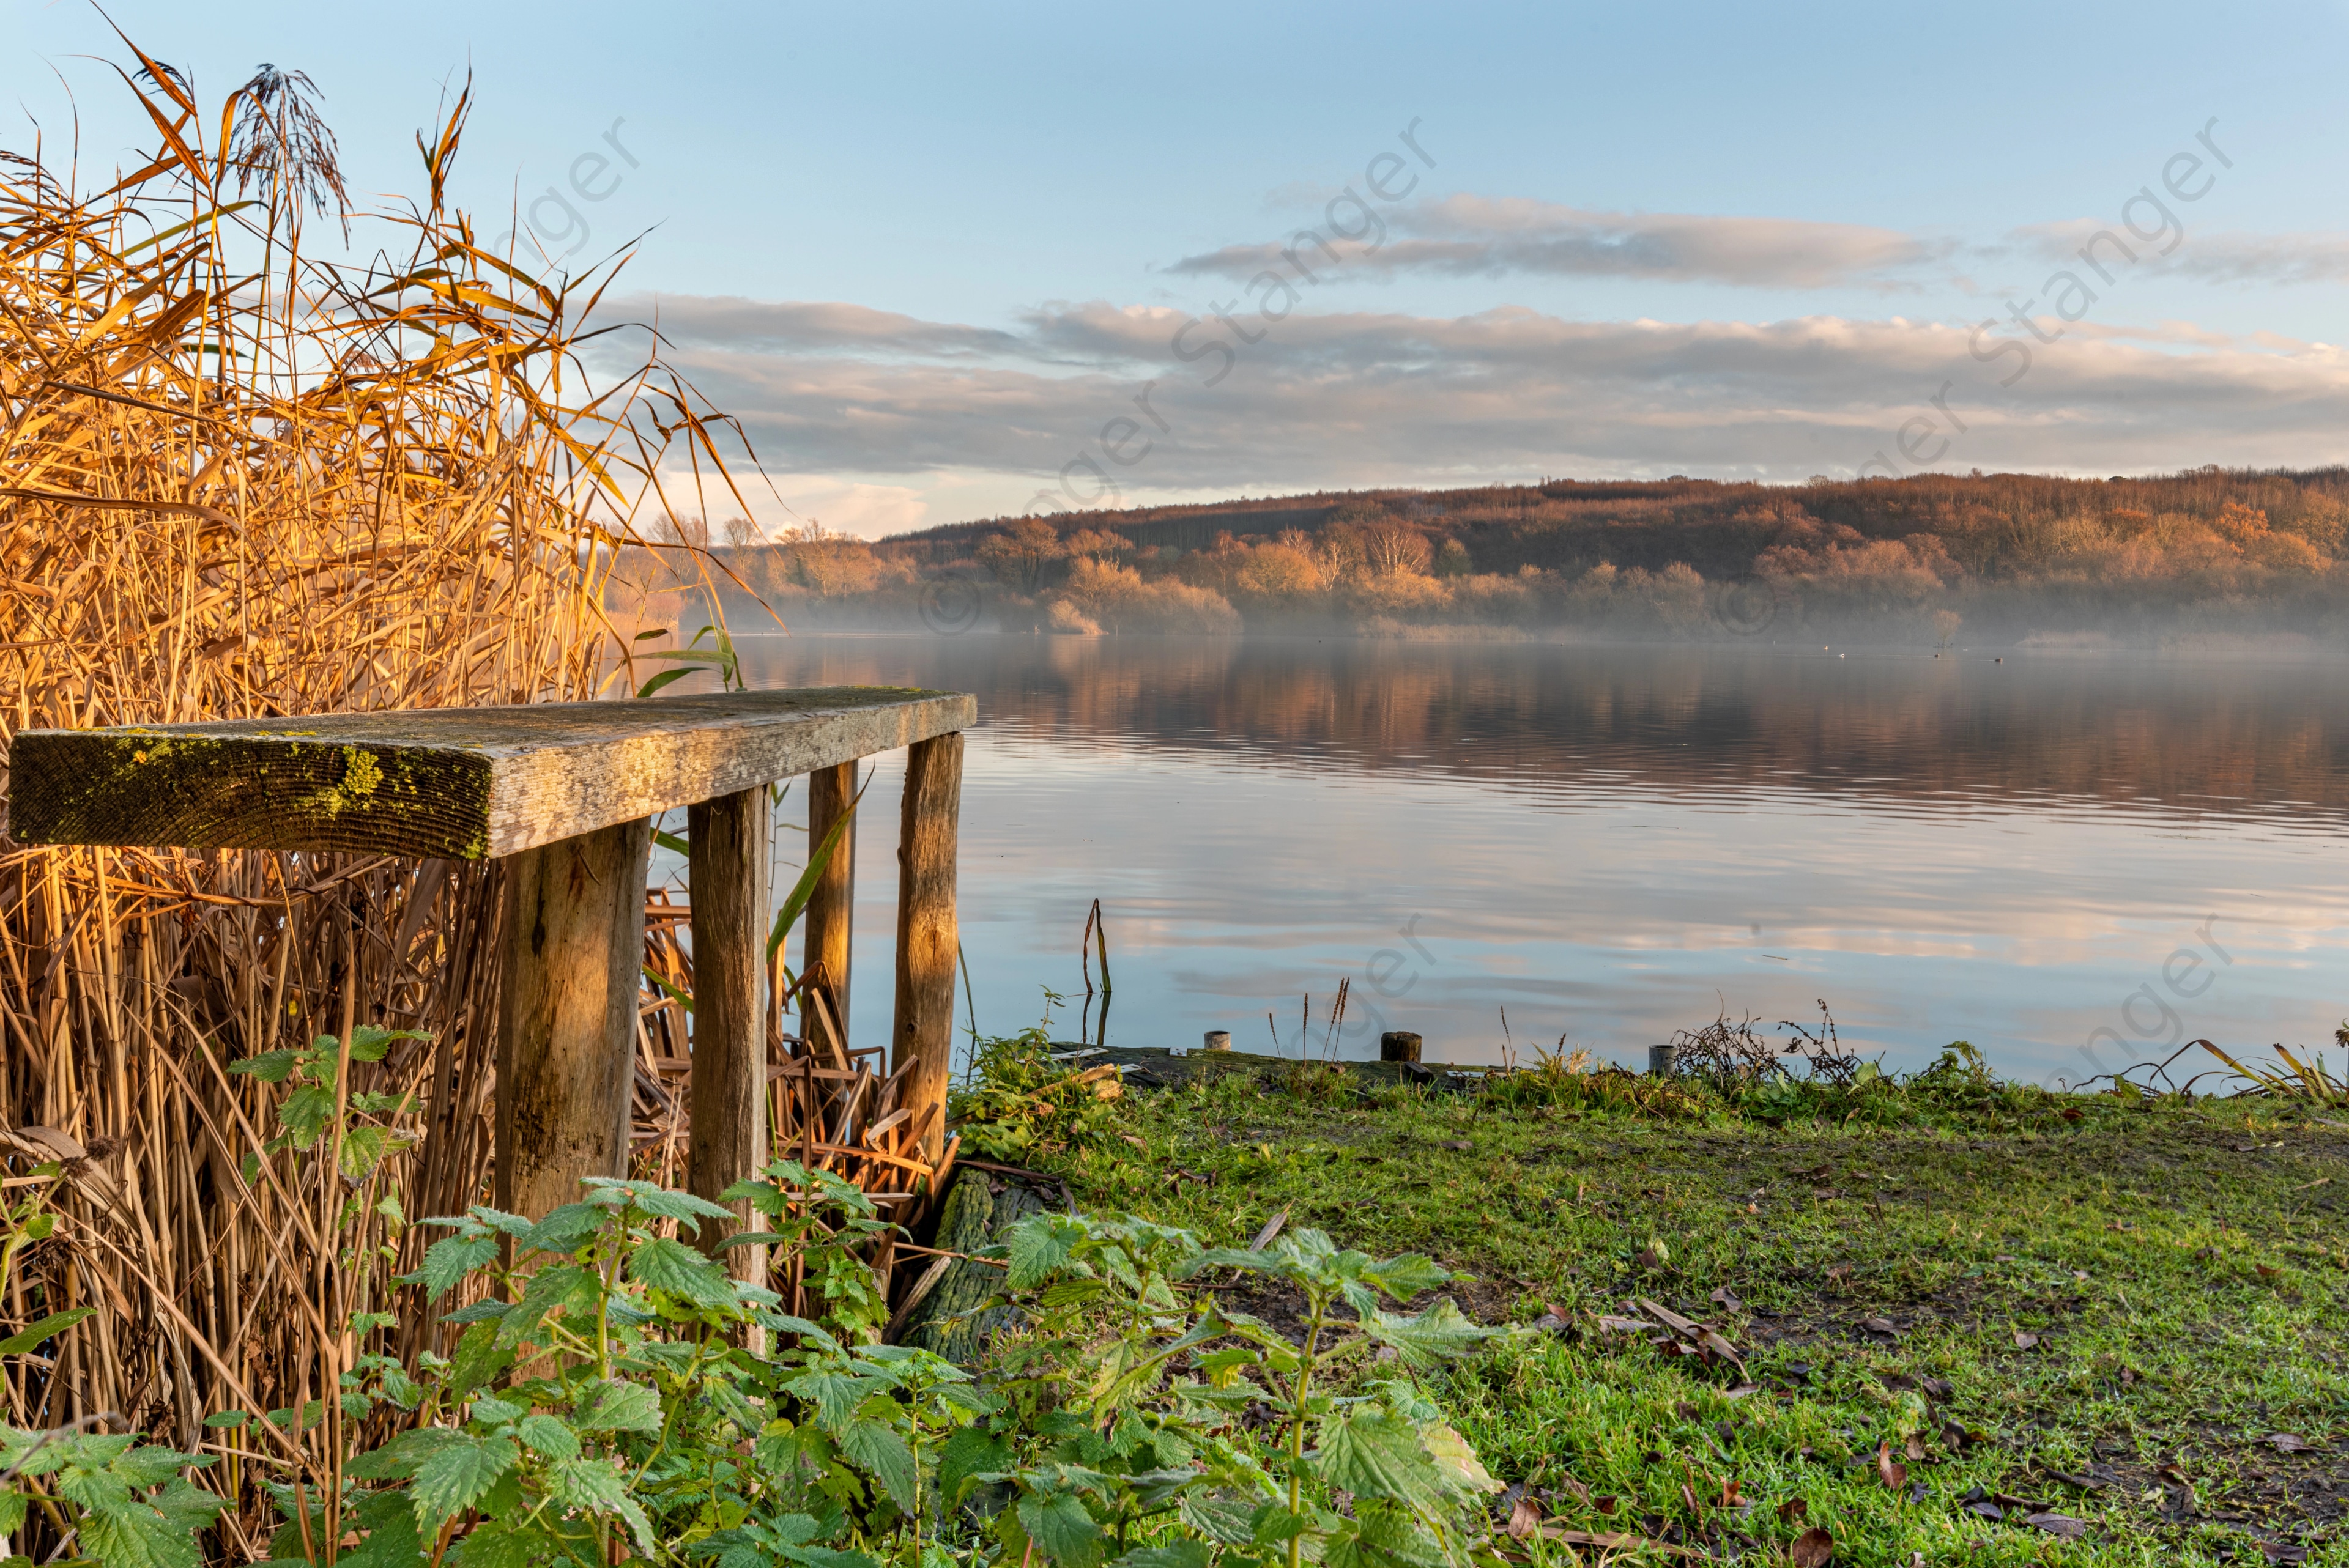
[6,686,975,1253]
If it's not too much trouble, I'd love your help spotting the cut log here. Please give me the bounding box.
[496,817,652,1221]
[8,686,973,859]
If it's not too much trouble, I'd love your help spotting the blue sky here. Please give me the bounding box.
[10,0,2349,533]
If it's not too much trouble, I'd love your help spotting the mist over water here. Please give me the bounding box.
[713,634,2349,1084]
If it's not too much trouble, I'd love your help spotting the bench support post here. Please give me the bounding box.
[891,733,962,1164]
[804,761,858,1062]
[496,818,652,1221]
[687,787,771,1278]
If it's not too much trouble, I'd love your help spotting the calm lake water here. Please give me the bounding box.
[704,635,2349,1086]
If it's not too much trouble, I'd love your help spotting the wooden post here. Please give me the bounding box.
[804,761,857,1060]
[1380,1030,1423,1063]
[891,733,962,1164]
[686,787,770,1276]
[496,818,652,1221]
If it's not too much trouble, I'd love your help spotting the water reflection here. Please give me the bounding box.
[721,635,2348,1082]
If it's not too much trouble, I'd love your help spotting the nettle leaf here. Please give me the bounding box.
[546,1458,652,1553]
[340,1484,428,1568]
[228,1049,303,1084]
[1321,1498,1449,1568]
[837,1419,916,1511]
[1417,1421,1499,1496]
[1362,1253,1450,1301]
[339,1126,413,1182]
[439,1298,510,1326]
[581,1178,733,1227]
[410,1432,520,1534]
[514,1203,603,1257]
[786,1371,878,1433]
[1362,1299,1500,1369]
[573,1378,662,1433]
[0,1306,94,1355]
[469,1396,525,1426]
[1006,1213,1085,1290]
[627,1237,737,1307]
[75,1481,228,1568]
[345,1426,473,1482]
[0,1491,25,1534]
[514,1413,579,1462]
[278,1084,338,1149]
[494,1263,593,1350]
[1016,1490,1105,1568]
[347,1025,430,1063]
[938,1427,1011,1509]
[1312,1410,1447,1511]
[447,1320,515,1397]
[414,1232,499,1301]
[1114,1544,1211,1568]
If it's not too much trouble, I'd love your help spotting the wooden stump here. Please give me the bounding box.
[892,733,962,1164]
[1381,1030,1423,1063]
[496,818,652,1221]
[686,787,770,1276]
[804,761,857,1061]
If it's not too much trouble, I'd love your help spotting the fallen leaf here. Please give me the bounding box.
[1699,1328,1748,1372]
[1505,1492,1543,1540]
[1904,1433,1929,1463]
[2265,1433,2312,1453]
[2061,1107,2084,1122]
[1776,1497,1808,1523]
[1825,1263,1853,1286]
[1680,1481,1702,1515]
[2257,1263,2282,1279]
[2259,1542,2309,1564]
[1710,1286,1745,1312]
[1119,1133,1147,1148]
[2013,1330,2041,1350]
[1877,1441,1908,1492]
[1674,1400,1700,1421]
[1593,1495,1618,1516]
[1635,1247,1666,1270]
[2023,1512,2086,1540]
[1861,1315,1897,1335]
[1559,1476,1592,1507]
[1940,1421,1971,1451]
[1921,1377,1955,1400]
[1595,1314,1650,1334]
[1638,1298,1702,1335]
[1724,1382,1760,1400]
[1789,1525,1835,1566]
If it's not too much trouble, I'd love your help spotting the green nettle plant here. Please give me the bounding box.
[240,1161,988,1568]
[956,1213,1512,1568]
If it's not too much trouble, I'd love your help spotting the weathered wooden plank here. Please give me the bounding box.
[686,787,768,1277]
[802,761,856,1060]
[891,732,962,1166]
[7,686,974,860]
[496,817,652,1221]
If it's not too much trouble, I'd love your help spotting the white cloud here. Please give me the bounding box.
[1168,193,1940,290]
[2014,220,2349,287]
[593,293,2349,511]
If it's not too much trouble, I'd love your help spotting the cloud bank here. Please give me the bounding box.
[599,290,2349,507]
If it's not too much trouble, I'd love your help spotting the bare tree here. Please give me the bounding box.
[721,515,763,548]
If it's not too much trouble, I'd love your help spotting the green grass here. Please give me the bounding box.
[1034,1061,2349,1566]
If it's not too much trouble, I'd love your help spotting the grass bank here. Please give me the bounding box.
[1009,1051,2349,1565]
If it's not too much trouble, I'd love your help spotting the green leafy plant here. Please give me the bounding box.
[0,1426,228,1568]
[949,1211,1512,1568]
[949,1027,1124,1164]
[229,1023,429,1186]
